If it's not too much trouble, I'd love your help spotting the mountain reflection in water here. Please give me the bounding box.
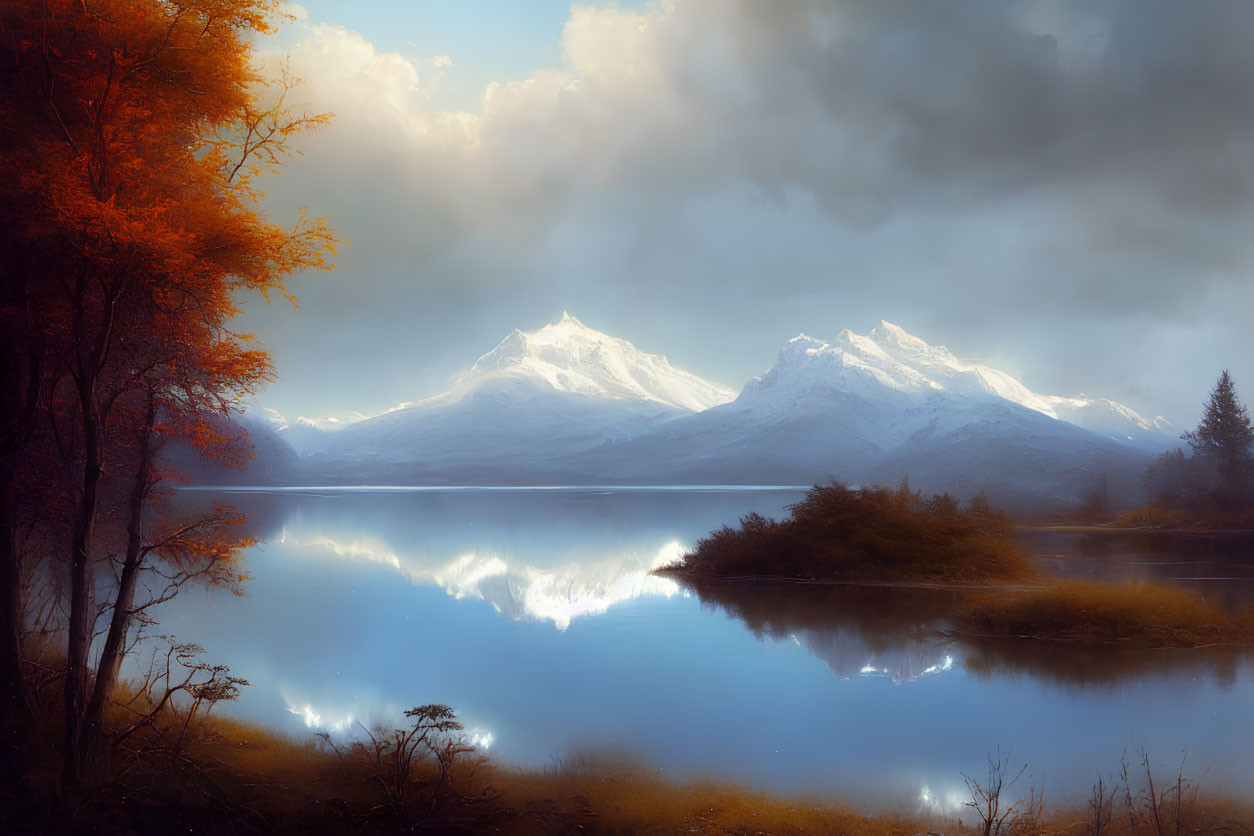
[273,528,681,630]
[152,489,1254,802]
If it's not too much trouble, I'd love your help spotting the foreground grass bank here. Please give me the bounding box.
[0,678,933,834]
[5,679,1252,834]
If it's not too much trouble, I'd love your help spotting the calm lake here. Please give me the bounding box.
[155,488,1254,811]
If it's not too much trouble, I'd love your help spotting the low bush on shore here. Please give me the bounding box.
[659,481,1031,584]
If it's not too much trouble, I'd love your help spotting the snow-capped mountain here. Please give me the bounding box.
[440,311,735,412]
[305,313,737,483]
[208,315,1164,510]
[569,322,1157,508]
[732,321,1171,449]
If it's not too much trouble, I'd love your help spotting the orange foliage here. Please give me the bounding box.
[0,0,337,775]
[0,0,337,478]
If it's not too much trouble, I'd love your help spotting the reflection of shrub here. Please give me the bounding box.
[660,481,1029,583]
[961,581,1253,648]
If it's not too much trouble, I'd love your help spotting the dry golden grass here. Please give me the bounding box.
[79,702,935,834]
[961,580,1254,648]
[1113,504,1254,531]
[9,678,1254,834]
[1112,506,1188,528]
[111,718,1254,835]
[482,754,929,835]
[83,691,922,833]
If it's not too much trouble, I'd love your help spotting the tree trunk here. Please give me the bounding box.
[64,276,119,787]
[0,445,31,759]
[64,384,102,787]
[0,321,41,756]
[83,394,155,751]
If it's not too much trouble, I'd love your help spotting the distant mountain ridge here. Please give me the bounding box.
[734,322,1170,448]
[566,321,1163,509]
[181,315,1171,511]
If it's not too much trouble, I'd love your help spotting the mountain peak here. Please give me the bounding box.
[872,320,910,339]
[455,314,735,412]
[869,320,950,361]
[533,311,604,343]
[781,333,826,353]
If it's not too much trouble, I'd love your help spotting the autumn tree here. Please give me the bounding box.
[0,0,335,782]
[78,325,271,752]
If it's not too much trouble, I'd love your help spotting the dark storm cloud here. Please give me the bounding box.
[244,1,1254,426]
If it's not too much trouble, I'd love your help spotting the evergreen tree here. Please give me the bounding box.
[1182,370,1254,501]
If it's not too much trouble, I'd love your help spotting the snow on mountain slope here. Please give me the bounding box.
[239,317,1160,508]
[1039,395,1173,445]
[732,321,1171,448]
[391,311,735,414]
[572,323,1153,508]
[867,321,1172,444]
[307,313,737,481]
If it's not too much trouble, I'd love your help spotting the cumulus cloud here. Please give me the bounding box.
[270,0,1254,221]
[243,1,1254,427]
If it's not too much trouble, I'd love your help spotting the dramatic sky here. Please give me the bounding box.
[239,0,1254,429]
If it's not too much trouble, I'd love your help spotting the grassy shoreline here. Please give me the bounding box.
[7,683,1253,834]
[0,684,941,834]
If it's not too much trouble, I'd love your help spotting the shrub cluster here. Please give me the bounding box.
[662,481,1030,583]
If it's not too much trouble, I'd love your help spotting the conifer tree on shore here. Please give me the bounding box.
[1182,370,1254,503]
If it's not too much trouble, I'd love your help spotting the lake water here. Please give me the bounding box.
[154,488,1254,812]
